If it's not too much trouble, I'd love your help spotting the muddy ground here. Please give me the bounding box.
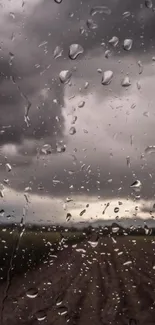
[0,236,155,325]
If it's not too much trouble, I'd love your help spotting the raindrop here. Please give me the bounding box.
[9,52,14,65]
[80,209,86,216]
[88,240,99,248]
[105,50,112,58]
[26,288,38,299]
[123,39,133,51]
[0,184,4,198]
[0,209,4,217]
[6,163,12,172]
[78,100,85,108]
[122,11,131,18]
[145,0,152,8]
[84,81,89,89]
[66,213,72,222]
[102,70,113,85]
[71,116,77,124]
[114,207,119,213]
[138,60,143,74]
[126,156,131,167]
[130,180,142,188]
[10,12,15,19]
[58,306,68,316]
[122,76,131,87]
[54,0,62,3]
[53,45,63,59]
[123,261,132,266]
[109,36,119,47]
[56,143,66,153]
[69,44,84,60]
[36,310,47,321]
[86,19,98,30]
[97,68,102,73]
[41,144,52,155]
[137,81,141,90]
[59,70,72,84]
[145,145,155,154]
[69,127,76,135]
[90,6,111,16]
[25,186,32,192]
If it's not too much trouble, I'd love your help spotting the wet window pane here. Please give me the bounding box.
[0,0,155,324]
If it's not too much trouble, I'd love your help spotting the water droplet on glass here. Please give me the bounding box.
[123,39,133,51]
[145,145,155,154]
[97,68,102,73]
[90,6,111,16]
[145,0,152,9]
[69,127,76,135]
[130,180,142,188]
[36,310,47,321]
[26,288,38,299]
[41,144,52,155]
[109,36,119,47]
[58,306,68,316]
[10,12,15,19]
[105,50,112,58]
[123,260,132,266]
[78,100,85,108]
[0,209,5,217]
[138,61,143,74]
[84,81,89,89]
[122,11,131,18]
[102,70,113,85]
[122,76,131,87]
[56,143,66,153]
[9,52,14,65]
[66,213,72,222]
[137,81,141,90]
[5,163,12,172]
[126,156,131,167]
[80,209,86,216]
[86,19,98,30]
[53,45,63,59]
[54,0,62,3]
[71,116,77,124]
[59,70,72,84]
[69,44,84,60]
[88,240,99,248]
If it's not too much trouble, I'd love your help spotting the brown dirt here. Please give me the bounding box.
[1,236,155,325]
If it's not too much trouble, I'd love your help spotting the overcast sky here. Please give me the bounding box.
[0,0,155,226]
